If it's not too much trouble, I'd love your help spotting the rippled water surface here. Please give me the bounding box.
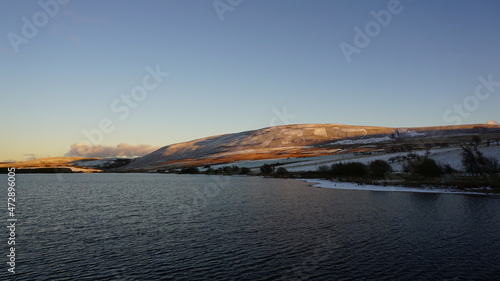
[1,173,499,280]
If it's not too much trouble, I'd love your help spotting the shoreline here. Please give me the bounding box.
[299,178,500,196]
[3,171,499,196]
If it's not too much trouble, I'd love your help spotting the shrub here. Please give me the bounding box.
[317,165,330,173]
[239,167,251,175]
[442,164,457,175]
[331,162,368,177]
[369,160,392,178]
[403,155,442,177]
[414,158,443,177]
[179,167,199,174]
[260,164,274,174]
[276,167,288,175]
[222,165,240,175]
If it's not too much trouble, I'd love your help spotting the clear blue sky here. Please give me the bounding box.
[1,0,499,161]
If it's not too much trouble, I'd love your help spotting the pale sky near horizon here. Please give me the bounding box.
[1,0,500,161]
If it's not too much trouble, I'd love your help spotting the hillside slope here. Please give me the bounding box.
[122,123,500,171]
[0,157,102,172]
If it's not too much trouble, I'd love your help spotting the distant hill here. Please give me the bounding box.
[3,123,499,173]
[121,123,500,171]
[0,157,131,173]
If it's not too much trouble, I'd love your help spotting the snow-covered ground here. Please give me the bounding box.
[330,136,392,145]
[302,179,495,195]
[204,152,371,172]
[281,145,500,172]
[204,145,500,174]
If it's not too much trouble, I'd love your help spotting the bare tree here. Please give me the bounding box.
[461,144,499,177]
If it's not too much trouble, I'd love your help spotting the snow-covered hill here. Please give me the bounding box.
[122,123,500,171]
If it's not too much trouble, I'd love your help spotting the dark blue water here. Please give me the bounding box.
[1,173,499,280]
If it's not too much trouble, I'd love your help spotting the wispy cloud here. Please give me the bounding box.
[66,143,159,158]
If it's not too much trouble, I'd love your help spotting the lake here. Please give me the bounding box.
[1,173,499,280]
